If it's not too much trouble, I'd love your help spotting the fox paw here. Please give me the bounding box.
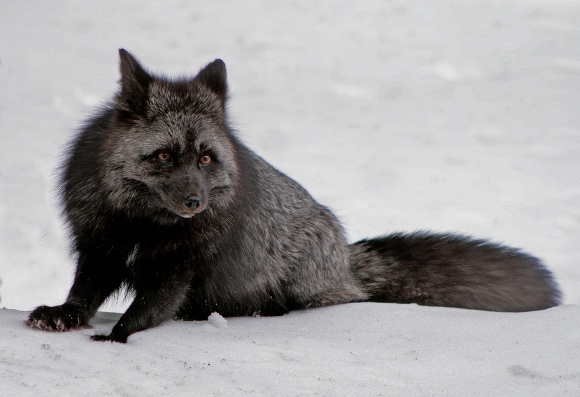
[91,333,127,343]
[26,304,87,332]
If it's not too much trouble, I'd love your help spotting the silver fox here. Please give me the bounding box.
[27,50,561,343]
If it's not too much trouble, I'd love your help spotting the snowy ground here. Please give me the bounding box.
[2,304,580,396]
[0,1,579,396]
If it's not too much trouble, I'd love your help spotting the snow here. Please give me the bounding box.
[2,305,580,396]
[208,312,229,329]
[0,0,579,395]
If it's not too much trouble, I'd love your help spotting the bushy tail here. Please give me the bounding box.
[349,232,562,312]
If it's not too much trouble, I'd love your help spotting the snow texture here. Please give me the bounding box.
[0,1,579,395]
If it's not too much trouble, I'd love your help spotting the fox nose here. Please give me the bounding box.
[184,195,202,210]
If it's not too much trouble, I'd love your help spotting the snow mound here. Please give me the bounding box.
[208,312,228,328]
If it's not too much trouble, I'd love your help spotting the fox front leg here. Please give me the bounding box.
[90,293,181,343]
[27,249,127,332]
[92,259,195,343]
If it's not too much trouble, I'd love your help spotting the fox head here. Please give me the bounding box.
[101,49,241,222]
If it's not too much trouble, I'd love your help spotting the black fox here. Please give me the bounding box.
[27,50,561,343]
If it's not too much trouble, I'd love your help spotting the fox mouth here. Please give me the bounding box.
[172,204,207,218]
[176,211,202,218]
[149,185,209,218]
[171,199,208,218]
[162,205,206,220]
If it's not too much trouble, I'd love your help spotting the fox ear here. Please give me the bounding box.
[195,59,228,102]
[116,49,152,113]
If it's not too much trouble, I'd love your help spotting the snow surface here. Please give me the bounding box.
[0,0,579,395]
[2,305,580,396]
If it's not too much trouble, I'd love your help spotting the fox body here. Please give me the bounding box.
[27,50,561,342]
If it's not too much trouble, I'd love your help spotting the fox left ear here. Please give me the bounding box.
[195,59,228,103]
[116,49,152,114]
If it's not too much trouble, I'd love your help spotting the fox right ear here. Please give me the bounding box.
[116,49,152,113]
[194,59,228,103]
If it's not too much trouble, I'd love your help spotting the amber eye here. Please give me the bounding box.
[199,154,212,166]
[158,150,172,162]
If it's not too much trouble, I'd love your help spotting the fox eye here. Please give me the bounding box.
[199,154,212,166]
[157,150,172,162]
